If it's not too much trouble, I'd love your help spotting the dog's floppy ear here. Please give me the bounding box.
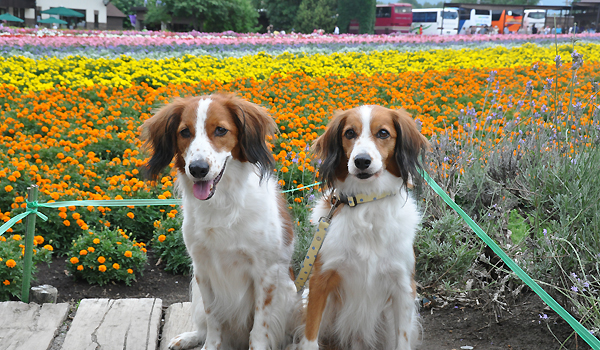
[141,99,186,181]
[224,94,276,181]
[390,108,429,189]
[312,111,348,190]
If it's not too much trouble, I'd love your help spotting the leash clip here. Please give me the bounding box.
[323,195,341,223]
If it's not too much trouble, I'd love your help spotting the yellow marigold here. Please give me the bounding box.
[87,247,95,253]
[112,263,120,270]
[93,238,100,244]
[98,265,107,272]
[127,269,133,274]
[127,212,134,219]
[70,257,79,264]
[77,265,84,271]
[12,234,21,241]
[124,251,132,258]
[3,280,9,286]
[5,259,16,268]
[97,256,106,263]
[43,244,53,251]
[79,249,88,256]
[158,234,166,243]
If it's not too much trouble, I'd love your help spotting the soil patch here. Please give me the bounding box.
[33,250,590,349]
[34,250,190,306]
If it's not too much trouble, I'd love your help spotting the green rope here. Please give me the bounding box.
[0,182,319,236]
[420,170,600,349]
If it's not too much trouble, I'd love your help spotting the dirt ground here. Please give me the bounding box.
[34,251,591,350]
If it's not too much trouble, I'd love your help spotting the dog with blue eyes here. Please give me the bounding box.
[296,105,429,350]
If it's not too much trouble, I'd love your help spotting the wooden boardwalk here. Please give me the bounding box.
[0,299,198,350]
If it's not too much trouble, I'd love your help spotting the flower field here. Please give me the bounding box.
[0,30,599,341]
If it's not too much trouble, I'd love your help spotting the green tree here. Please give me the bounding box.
[263,0,302,31]
[108,0,144,29]
[161,0,259,32]
[295,0,337,33]
[338,0,375,34]
[144,0,172,28]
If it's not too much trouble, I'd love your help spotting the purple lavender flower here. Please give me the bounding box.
[555,55,562,68]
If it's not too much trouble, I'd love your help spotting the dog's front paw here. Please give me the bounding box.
[296,337,319,350]
[168,331,202,350]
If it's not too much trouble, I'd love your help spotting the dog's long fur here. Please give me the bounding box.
[297,105,429,350]
[142,93,299,350]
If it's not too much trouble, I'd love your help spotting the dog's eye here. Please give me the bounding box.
[344,129,356,140]
[376,129,390,139]
[180,128,191,138]
[215,126,228,137]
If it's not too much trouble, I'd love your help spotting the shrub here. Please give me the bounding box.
[66,227,147,286]
[152,215,191,275]
[0,234,53,301]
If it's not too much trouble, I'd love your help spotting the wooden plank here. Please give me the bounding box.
[0,301,69,350]
[160,302,202,350]
[60,298,162,350]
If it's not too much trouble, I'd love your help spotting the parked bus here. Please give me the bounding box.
[523,10,546,33]
[491,10,523,33]
[349,3,413,34]
[411,8,459,35]
[458,8,492,34]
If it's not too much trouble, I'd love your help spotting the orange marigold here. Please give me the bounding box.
[5,259,16,268]
[70,257,79,264]
[93,238,100,244]
[112,263,120,270]
[3,280,9,286]
[127,212,134,219]
[87,247,95,253]
[127,269,133,274]
[98,265,107,272]
[77,265,84,271]
[43,244,53,251]
[79,249,88,256]
[124,251,132,258]
[157,234,166,243]
[97,256,106,263]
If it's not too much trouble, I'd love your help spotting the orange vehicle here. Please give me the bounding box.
[492,10,523,33]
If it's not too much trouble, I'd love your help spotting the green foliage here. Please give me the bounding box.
[152,215,191,275]
[0,234,53,301]
[161,0,259,32]
[338,0,375,34]
[295,0,338,33]
[143,0,172,28]
[66,227,147,286]
[416,211,481,288]
[507,209,529,244]
[263,0,302,31]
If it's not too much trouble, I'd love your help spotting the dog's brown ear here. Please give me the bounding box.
[390,108,429,188]
[312,111,349,190]
[141,99,186,181]
[223,94,276,181]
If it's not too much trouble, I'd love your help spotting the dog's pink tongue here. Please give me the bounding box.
[193,180,213,200]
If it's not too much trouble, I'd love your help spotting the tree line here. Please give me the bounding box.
[110,0,539,34]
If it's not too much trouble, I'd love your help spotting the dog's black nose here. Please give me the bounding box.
[354,154,372,170]
[189,160,210,179]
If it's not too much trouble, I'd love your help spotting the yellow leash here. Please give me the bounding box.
[294,191,396,292]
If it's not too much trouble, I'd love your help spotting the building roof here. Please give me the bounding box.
[106,2,126,18]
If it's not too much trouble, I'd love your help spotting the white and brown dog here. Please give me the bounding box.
[142,93,299,350]
[297,105,429,350]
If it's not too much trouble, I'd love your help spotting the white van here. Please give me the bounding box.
[412,8,459,35]
[524,10,546,33]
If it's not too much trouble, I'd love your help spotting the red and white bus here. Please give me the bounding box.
[349,3,413,34]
